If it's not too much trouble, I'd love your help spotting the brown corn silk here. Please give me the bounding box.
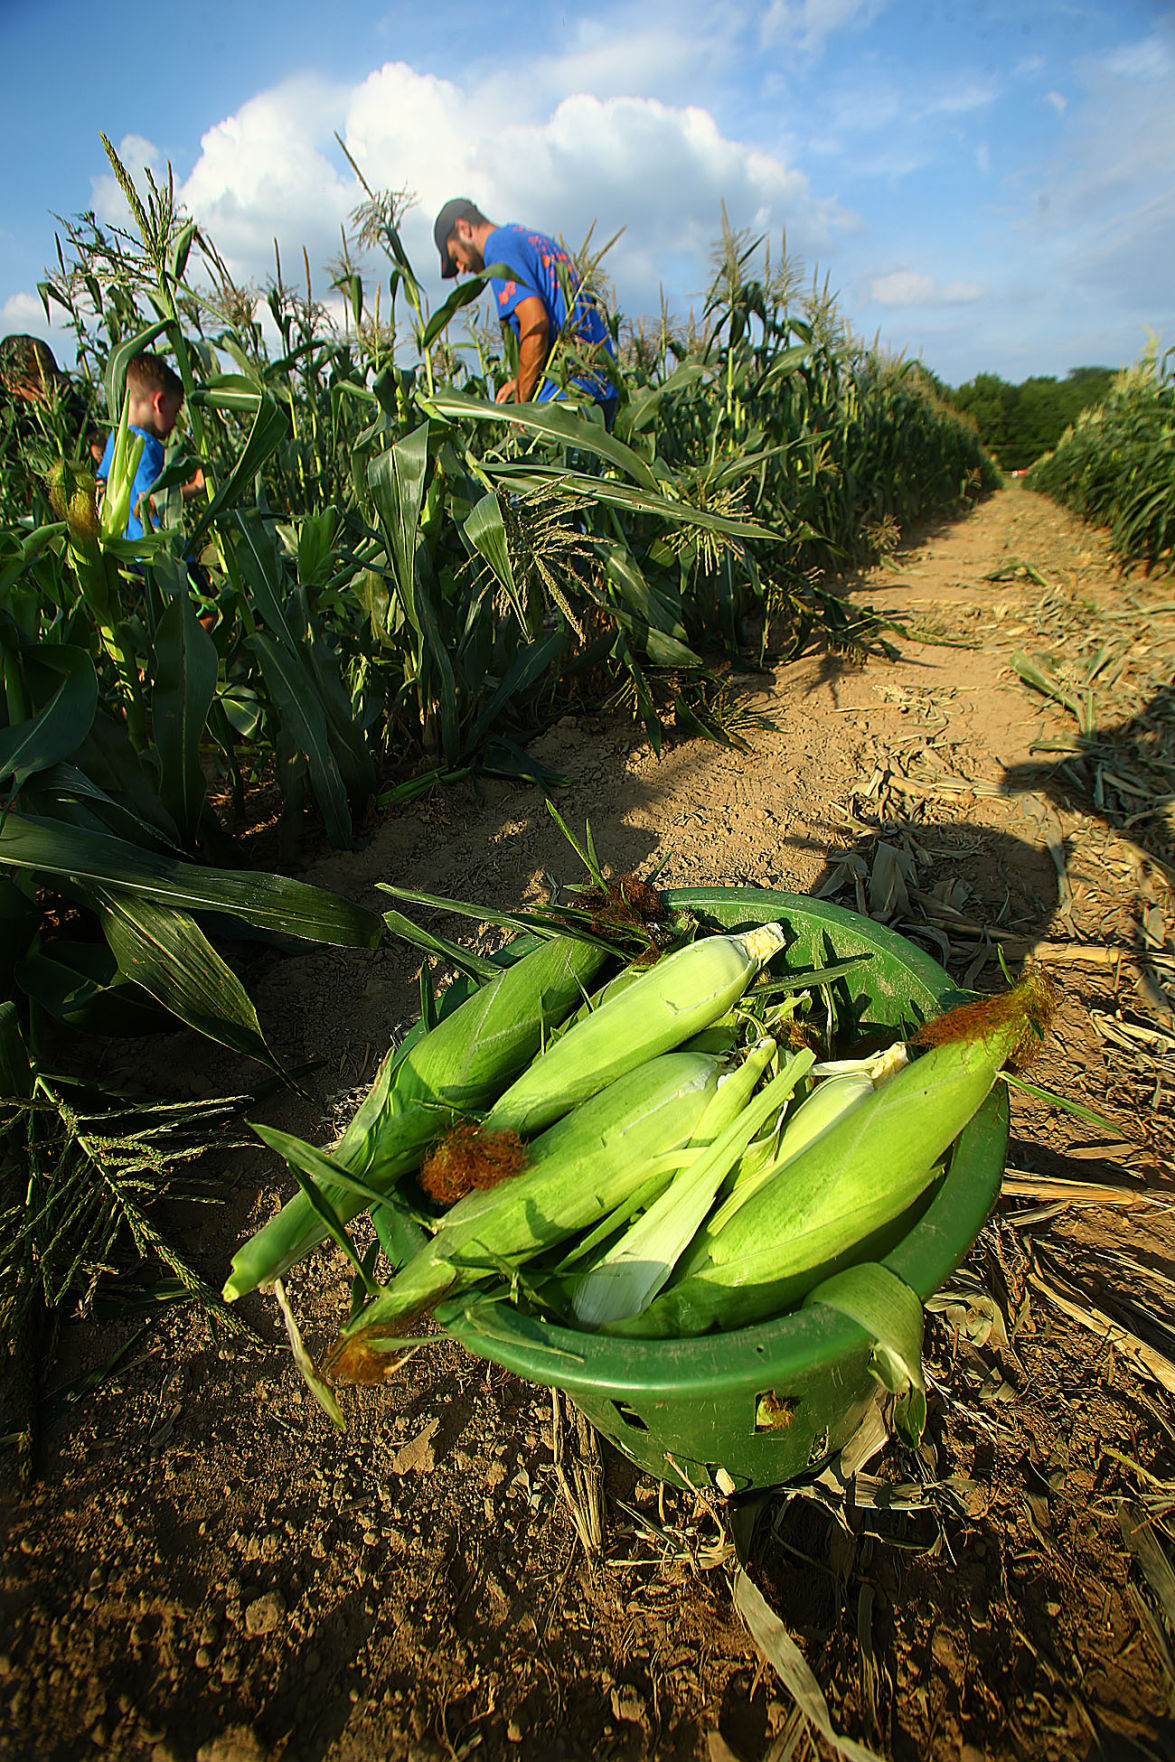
[913,972,1056,1070]
[418,1124,528,1205]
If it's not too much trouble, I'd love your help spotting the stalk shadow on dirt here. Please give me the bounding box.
[738,1441,1175,1762]
[1001,684,1175,968]
[807,819,1061,973]
[802,819,1166,1181]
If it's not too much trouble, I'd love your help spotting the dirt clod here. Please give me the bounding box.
[195,1729,266,1762]
[242,1592,286,1636]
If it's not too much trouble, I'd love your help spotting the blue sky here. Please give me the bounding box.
[1,0,1172,386]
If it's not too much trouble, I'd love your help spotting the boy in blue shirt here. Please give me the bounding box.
[433,198,619,429]
[96,352,202,539]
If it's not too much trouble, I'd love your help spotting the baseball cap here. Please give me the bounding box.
[433,198,482,279]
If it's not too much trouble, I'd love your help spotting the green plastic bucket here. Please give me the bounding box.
[441,889,1008,1494]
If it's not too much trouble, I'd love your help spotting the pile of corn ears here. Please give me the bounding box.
[224,905,1053,1414]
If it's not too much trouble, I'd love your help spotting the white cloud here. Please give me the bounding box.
[816,65,999,167]
[181,78,356,275]
[868,270,985,307]
[976,142,991,175]
[924,79,1000,117]
[2,291,51,331]
[1,291,75,364]
[1103,33,1174,81]
[1044,90,1067,114]
[125,62,855,324]
[520,15,731,107]
[1030,25,1175,312]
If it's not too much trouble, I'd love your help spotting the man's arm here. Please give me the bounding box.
[496,295,551,405]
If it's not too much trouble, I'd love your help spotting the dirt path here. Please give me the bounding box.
[3,485,1174,1762]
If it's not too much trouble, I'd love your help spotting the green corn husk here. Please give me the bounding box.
[224,933,608,1301]
[706,1058,893,1232]
[570,1038,816,1329]
[99,391,146,542]
[609,976,1052,1339]
[328,1050,724,1381]
[477,922,787,1141]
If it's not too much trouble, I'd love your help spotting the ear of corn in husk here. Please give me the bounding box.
[570,1038,815,1329]
[476,922,786,1140]
[328,1049,724,1382]
[608,975,1052,1338]
[223,933,608,1301]
[706,1043,905,1232]
[99,391,146,542]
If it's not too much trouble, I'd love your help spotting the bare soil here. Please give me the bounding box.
[3,483,1175,1762]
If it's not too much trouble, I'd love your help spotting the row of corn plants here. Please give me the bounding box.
[1026,340,1175,573]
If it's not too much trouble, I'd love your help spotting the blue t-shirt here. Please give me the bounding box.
[484,224,616,406]
[96,425,166,540]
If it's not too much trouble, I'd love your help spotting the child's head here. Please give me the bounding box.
[125,353,184,440]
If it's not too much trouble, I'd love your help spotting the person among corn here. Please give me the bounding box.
[433,198,619,430]
[94,352,204,541]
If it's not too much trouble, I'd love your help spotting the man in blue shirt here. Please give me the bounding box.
[433,198,619,429]
[96,352,202,539]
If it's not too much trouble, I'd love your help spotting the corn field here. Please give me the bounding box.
[1026,340,1175,572]
[0,147,1000,1365]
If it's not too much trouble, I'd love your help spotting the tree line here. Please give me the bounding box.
[944,366,1117,473]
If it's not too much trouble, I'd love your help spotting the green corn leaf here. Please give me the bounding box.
[169,219,198,284]
[189,373,272,413]
[246,629,354,848]
[0,999,33,1102]
[380,909,502,984]
[418,264,518,350]
[374,883,560,945]
[372,1196,430,1274]
[151,578,218,847]
[803,1262,927,1447]
[484,461,771,540]
[296,506,340,588]
[16,940,170,1036]
[1000,1070,1126,1135]
[233,515,297,642]
[465,629,566,752]
[368,422,430,624]
[250,1124,394,1212]
[0,873,39,983]
[0,644,98,789]
[30,757,182,856]
[463,490,520,609]
[420,387,662,490]
[0,523,67,600]
[0,813,382,946]
[95,887,279,1071]
[615,362,707,438]
[103,318,170,423]
[188,393,288,548]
